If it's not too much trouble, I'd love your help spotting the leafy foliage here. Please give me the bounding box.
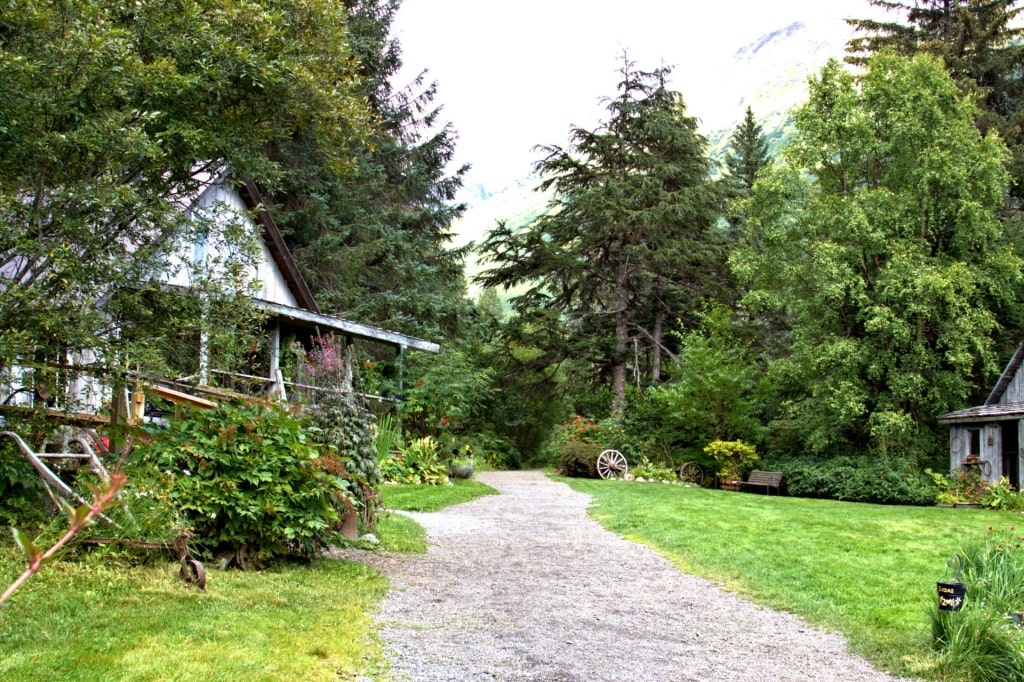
[847,0,1024,209]
[647,303,766,448]
[703,439,758,482]
[556,440,604,479]
[308,390,381,531]
[731,53,1022,461]
[768,455,936,505]
[135,401,355,565]
[401,348,495,440]
[379,436,449,485]
[0,0,371,389]
[931,529,1024,681]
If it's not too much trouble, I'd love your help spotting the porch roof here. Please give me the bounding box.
[938,401,1024,424]
[253,299,439,353]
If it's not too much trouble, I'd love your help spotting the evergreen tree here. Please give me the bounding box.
[269,0,471,340]
[725,106,772,193]
[478,58,724,417]
[723,106,772,236]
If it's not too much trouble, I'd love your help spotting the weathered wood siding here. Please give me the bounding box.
[949,423,1002,484]
[163,183,297,308]
[1000,366,1024,403]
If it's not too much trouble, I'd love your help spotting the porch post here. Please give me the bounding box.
[268,320,281,397]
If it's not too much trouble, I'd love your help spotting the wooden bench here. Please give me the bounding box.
[740,470,783,495]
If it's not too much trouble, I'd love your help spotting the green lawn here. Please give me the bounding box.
[5,476,995,680]
[0,555,388,681]
[0,479,496,681]
[380,478,498,512]
[562,477,1014,679]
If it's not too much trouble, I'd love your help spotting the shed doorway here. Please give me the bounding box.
[1001,421,1020,489]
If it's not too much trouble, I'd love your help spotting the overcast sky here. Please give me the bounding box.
[392,0,885,197]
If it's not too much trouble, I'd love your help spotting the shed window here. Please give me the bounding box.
[969,428,982,456]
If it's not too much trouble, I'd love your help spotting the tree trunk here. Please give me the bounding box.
[651,275,665,384]
[610,259,630,418]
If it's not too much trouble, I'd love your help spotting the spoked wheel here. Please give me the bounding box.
[677,461,704,486]
[596,449,628,480]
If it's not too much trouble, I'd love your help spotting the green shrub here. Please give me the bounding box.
[629,456,678,482]
[767,455,935,505]
[931,530,1024,681]
[308,390,381,530]
[134,400,355,566]
[980,477,1024,511]
[380,436,449,485]
[0,440,47,530]
[557,439,603,478]
[704,439,759,482]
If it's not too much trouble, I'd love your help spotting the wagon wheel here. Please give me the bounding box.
[677,461,704,486]
[596,449,628,480]
[179,555,207,589]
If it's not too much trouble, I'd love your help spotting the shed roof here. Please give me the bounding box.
[938,401,1024,424]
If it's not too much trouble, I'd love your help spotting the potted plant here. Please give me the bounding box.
[926,467,988,507]
[447,444,476,480]
[704,439,758,490]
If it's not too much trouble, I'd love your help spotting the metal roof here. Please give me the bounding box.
[986,341,1024,405]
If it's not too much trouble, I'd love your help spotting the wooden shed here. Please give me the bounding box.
[938,343,1024,487]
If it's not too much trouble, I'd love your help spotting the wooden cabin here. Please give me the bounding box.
[0,172,438,418]
[938,343,1024,487]
[163,175,438,403]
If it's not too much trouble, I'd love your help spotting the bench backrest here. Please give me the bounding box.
[746,470,783,486]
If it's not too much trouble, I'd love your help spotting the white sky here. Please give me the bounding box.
[392,0,883,197]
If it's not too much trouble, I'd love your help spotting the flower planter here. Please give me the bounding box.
[448,463,475,479]
[719,480,741,491]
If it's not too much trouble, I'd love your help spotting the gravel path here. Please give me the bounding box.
[338,470,915,682]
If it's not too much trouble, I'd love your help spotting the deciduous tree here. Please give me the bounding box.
[0,0,370,389]
[847,0,1024,207]
[731,54,1022,461]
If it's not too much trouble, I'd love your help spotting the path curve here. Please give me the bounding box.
[344,470,914,682]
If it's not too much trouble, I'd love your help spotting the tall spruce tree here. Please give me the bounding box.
[725,106,772,192]
[477,59,724,417]
[723,106,772,236]
[269,0,470,339]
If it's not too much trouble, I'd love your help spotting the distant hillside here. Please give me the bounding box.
[458,17,860,293]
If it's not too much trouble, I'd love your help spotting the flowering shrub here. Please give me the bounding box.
[134,400,355,566]
[544,416,602,478]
